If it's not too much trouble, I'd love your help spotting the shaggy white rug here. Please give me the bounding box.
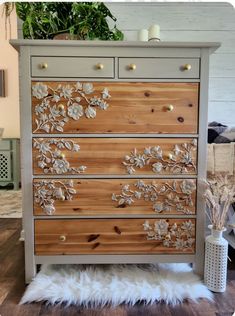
[20,263,213,306]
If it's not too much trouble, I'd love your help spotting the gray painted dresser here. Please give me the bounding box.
[11,40,220,283]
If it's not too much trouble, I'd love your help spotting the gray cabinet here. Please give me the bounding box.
[0,138,20,190]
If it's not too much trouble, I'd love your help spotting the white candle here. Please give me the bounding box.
[138,29,148,42]
[148,24,160,41]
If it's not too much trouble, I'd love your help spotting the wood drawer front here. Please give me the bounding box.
[35,218,196,255]
[32,82,199,134]
[31,57,114,78]
[118,58,200,79]
[32,138,197,175]
[33,178,196,216]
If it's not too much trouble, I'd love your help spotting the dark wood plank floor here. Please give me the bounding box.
[0,219,235,316]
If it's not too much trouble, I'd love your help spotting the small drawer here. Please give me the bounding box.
[32,137,197,176]
[33,178,197,216]
[0,139,11,150]
[118,58,200,79]
[35,218,196,255]
[31,57,114,78]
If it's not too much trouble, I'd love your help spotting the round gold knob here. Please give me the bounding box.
[128,64,137,71]
[96,63,104,70]
[58,104,64,111]
[59,235,66,242]
[183,64,192,71]
[166,104,174,112]
[39,63,48,69]
[167,153,173,160]
[59,153,65,159]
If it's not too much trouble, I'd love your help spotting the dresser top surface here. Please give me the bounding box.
[10,40,220,52]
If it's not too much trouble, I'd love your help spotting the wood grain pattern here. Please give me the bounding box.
[33,178,197,216]
[34,218,196,255]
[31,82,199,134]
[32,137,197,175]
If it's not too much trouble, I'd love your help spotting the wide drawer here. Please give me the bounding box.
[33,178,196,216]
[118,58,200,79]
[32,138,197,175]
[31,57,114,78]
[35,218,196,255]
[31,81,199,134]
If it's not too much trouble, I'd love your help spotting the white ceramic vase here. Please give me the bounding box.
[204,225,228,292]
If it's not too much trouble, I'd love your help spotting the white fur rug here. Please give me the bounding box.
[20,263,213,306]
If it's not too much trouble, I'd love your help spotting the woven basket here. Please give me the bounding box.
[207,142,235,176]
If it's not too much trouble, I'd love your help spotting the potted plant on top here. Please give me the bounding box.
[15,2,124,40]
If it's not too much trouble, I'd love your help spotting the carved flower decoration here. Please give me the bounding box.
[83,83,94,94]
[32,83,48,99]
[154,219,169,235]
[85,106,96,119]
[143,219,195,250]
[153,202,163,213]
[32,82,111,133]
[53,159,70,174]
[67,103,84,120]
[61,85,73,98]
[181,220,194,232]
[152,162,163,173]
[102,88,111,99]
[44,204,55,215]
[180,180,196,195]
[34,139,87,174]
[112,180,195,215]
[34,180,76,215]
[36,141,51,154]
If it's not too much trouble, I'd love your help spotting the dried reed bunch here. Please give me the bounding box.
[203,174,235,231]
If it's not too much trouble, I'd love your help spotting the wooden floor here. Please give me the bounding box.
[0,219,235,316]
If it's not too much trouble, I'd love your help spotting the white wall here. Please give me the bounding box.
[105,2,235,126]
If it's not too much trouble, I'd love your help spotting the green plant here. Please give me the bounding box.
[15,2,124,40]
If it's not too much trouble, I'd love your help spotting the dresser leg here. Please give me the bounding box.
[25,262,36,284]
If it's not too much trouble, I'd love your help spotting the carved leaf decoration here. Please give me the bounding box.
[112,180,196,215]
[122,140,197,175]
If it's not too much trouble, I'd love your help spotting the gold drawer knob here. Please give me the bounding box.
[39,63,48,69]
[59,153,65,159]
[167,104,174,112]
[128,63,137,71]
[96,63,104,70]
[58,104,65,111]
[183,64,192,71]
[59,235,66,242]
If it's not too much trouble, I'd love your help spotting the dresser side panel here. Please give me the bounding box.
[19,46,35,283]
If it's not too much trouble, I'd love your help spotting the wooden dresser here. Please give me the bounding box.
[11,40,220,282]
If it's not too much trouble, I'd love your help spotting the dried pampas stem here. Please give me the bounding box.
[202,174,235,231]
